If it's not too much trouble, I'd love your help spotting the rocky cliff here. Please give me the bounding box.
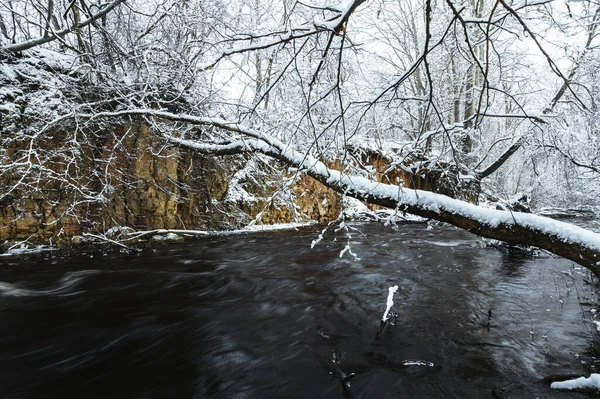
[0,121,341,244]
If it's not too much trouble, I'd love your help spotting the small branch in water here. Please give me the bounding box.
[375,285,399,339]
[375,319,387,340]
[382,285,399,321]
[375,310,398,339]
[303,344,356,393]
[82,233,139,251]
[127,229,209,240]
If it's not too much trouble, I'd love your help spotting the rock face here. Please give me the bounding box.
[353,149,481,205]
[0,123,480,245]
[0,122,341,244]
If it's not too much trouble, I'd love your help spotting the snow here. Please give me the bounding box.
[551,374,600,391]
[312,0,363,31]
[225,182,256,203]
[0,245,58,257]
[128,229,208,239]
[341,196,370,217]
[0,64,17,80]
[382,285,398,322]
[151,233,183,241]
[225,168,259,203]
[221,222,314,234]
[0,49,75,133]
[105,226,134,236]
[339,244,360,260]
[402,360,435,367]
[131,223,313,239]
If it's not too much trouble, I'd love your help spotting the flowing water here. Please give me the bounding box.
[0,222,599,398]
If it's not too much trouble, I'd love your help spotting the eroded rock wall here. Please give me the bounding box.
[0,122,340,244]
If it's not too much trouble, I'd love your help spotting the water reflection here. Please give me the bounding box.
[497,251,530,278]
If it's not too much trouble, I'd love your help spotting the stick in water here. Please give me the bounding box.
[382,285,399,321]
[375,285,399,339]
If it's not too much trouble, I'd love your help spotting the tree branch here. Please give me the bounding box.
[476,137,523,179]
[0,0,125,54]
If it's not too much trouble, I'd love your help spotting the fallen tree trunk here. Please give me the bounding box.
[78,109,600,277]
[303,162,600,278]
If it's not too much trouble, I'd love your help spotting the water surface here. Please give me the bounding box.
[0,223,598,398]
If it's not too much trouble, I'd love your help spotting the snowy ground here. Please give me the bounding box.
[551,374,600,391]
[210,222,316,235]
[0,244,58,257]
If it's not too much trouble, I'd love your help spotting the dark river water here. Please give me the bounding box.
[0,222,599,399]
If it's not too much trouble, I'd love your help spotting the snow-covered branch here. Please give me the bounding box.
[0,0,126,54]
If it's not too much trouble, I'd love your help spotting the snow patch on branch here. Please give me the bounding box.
[313,0,363,31]
[239,222,313,232]
[225,168,259,203]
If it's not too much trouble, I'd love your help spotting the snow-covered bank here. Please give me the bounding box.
[208,222,316,235]
[0,245,58,257]
[0,223,319,255]
[128,222,316,240]
[551,374,600,391]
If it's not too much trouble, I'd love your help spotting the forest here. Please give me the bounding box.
[0,0,600,272]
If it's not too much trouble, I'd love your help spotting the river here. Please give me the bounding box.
[0,222,599,398]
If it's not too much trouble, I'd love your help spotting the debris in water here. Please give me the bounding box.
[382,285,399,322]
[375,285,399,339]
[402,360,435,367]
